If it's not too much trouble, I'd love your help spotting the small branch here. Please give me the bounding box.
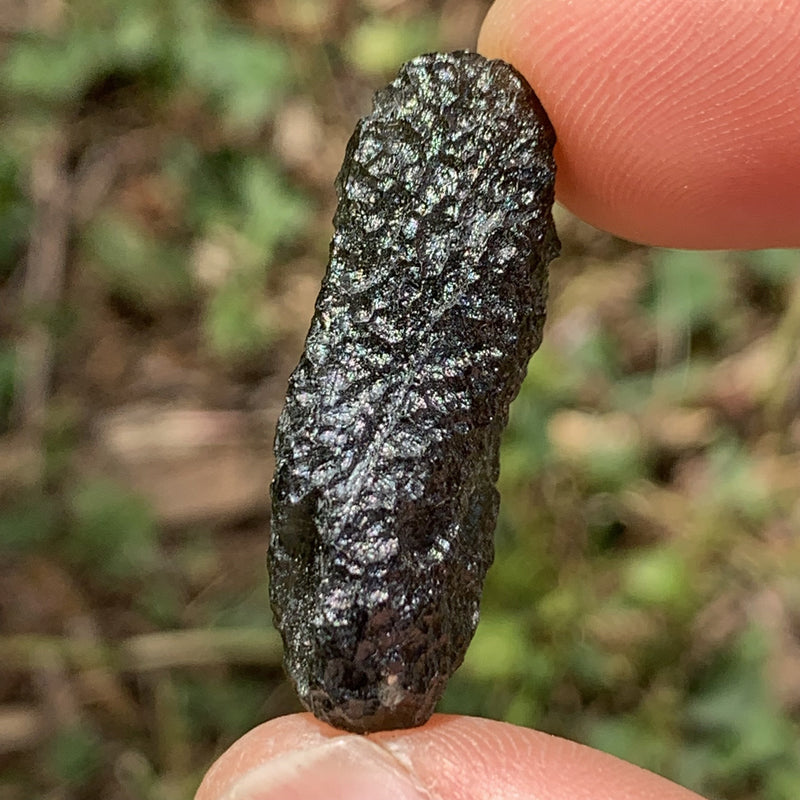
[12,125,162,437]
[124,629,284,671]
[0,0,66,34]
[1,629,283,673]
[72,127,162,225]
[0,705,45,754]
[13,129,73,434]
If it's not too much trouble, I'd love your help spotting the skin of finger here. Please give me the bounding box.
[479,0,800,249]
[195,713,707,800]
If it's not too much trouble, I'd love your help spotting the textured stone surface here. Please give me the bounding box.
[269,51,559,733]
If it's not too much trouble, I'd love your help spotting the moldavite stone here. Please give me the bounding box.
[269,50,559,733]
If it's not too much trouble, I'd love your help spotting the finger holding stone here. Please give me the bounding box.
[480,0,800,249]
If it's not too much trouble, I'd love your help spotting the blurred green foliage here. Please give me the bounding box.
[680,628,799,799]
[443,243,800,799]
[66,478,160,582]
[0,149,31,279]
[2,0,290,124]
[45,721,105,789]
[0,346,16,431]
[2,0,310,364]
[83,213,193,312]
[178,675,266,744]
[347,15,439,74]
[0,491,58,554]
[650,250,732,334]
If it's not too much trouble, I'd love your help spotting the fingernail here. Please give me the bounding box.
[220,736,431,800]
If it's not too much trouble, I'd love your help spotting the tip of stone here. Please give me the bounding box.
[305,688,437,734]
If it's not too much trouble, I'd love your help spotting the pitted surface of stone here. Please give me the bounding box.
[269,51,559,733]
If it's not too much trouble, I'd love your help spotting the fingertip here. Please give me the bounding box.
[196,714,706,800]
[480,0,800,248]
[379,715,706,800]
[194,714,341,800]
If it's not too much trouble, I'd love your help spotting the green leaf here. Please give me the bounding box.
[346,17,438,75]
[108,3,165,67]
[178,146,243,232]
[623,548,691,609]
[239,157,310,257]
[179,147,310,263]
[204,279,274,361]
[684,627,798,792]
[0,346,15,431]
[586,714,674,775]
[3,30,109,102]
[67,478,159,581]
[650,249,730,332]
[45,722,104,788]
[742,248,799,285]
[0,147,32,277]
[177,27,290,128]
[705,438,771,522]
[82,213,192,312]
[0,495,58,555]
[177,676,266,741]
[461,615,531,681]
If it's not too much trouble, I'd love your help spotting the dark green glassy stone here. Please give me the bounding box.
[269,51,559,733]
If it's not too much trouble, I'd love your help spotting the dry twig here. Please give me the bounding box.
[13,129,72,435]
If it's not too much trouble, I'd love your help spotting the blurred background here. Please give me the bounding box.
[1,1,799,798]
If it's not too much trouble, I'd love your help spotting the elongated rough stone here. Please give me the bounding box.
[269,51,559,733]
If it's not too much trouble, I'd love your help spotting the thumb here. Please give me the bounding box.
[195,713,707,800]
[197,719,428,800]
